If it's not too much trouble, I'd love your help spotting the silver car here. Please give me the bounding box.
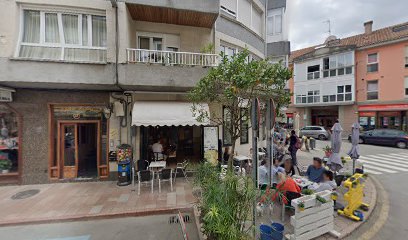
[299,126,329,140]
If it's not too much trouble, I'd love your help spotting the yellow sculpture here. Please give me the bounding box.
[338,173,369,221]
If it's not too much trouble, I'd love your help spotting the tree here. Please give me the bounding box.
[189,49,292,168]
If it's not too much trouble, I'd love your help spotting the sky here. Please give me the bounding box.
[288,0,408,51]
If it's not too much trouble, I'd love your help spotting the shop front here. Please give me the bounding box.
[132,101,214,168]
[358,104,408,132]
[311,107,339,129]
[48,104,109,180]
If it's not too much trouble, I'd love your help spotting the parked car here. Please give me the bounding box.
[299,126,329,140]
[348,129,408,149]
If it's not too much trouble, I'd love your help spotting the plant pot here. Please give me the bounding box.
[299,206,305,212]
[331,194,338,201]
[1,169,9,174]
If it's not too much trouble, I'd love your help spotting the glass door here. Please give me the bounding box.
[61,124,78,179]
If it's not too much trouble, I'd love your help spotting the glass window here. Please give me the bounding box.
[367,80,379,100]
[337,86,344,93]
[367,53,378,73]
[19,10,107,62]
[345,85,352,93]
[0,105,20,175]
[267,9,282,35]
[240,109,249,144]
[405,77,408,96]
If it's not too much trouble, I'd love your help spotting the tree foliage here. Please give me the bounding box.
[189,49,292,167]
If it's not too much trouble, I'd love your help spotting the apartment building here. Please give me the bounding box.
[287,21,408,134]
[0,0,289,184]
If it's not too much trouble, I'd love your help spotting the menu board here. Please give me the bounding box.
[203,126,218,165]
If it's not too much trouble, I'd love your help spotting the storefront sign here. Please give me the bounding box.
[203,126,219,165]
[286,113,294,118]
[359,112,376,117]
[358,104,408,111]
[0,88,15,102]
[379,111,400,117]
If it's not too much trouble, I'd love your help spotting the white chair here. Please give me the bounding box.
[159,168,173,193]
[137,170,154,195]
[175,160,188,182]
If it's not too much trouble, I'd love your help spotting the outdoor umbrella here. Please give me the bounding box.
[328,122,343,172]
[294,113,300,136]
[347,122,360,174]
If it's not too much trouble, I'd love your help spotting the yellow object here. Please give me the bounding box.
[338,173,369,221]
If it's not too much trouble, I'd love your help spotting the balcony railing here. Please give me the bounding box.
[127,48,219,67]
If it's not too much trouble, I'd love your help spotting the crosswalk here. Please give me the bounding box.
[357,152,408,175]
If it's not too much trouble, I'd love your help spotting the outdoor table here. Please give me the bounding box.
[292,175,313,189]
[233,155,251,161]
[148,161,166,171]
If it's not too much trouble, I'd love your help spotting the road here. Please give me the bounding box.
[311,139,408,239]
[0,214,199,240]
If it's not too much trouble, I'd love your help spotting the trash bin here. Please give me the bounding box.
[310,137,316,150]
[117,159,131,186]
[260,224,273,240]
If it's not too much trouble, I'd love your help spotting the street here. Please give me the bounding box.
[310,139,408,239]
[0,214,199,240]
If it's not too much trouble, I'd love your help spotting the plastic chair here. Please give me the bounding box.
[159,168,173,193]
[175,160,188,182]
[137,170,154,195]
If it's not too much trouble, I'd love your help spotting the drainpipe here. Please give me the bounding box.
[264,0,268,59]
[110,0,123,91]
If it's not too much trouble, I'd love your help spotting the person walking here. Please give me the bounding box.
[288,130,299,166]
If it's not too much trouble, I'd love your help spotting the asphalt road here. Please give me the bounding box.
[313,139,408,239]
[0,214,199,240]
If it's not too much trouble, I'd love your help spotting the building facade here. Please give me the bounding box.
[288,21,408,135]
[0,0,289,184]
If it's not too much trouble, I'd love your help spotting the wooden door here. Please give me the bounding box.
[61,124,78,179]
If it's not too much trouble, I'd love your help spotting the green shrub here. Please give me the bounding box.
[194,163,256,240]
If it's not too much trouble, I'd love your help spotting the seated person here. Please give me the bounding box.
[272,158,285,184]
[223,147,230,164]
[306,157,325,183]
[281,156,296,177]
[310,170,337,192]
[258,160,268,189]
[152,139,166,160]
[273,173,301,205]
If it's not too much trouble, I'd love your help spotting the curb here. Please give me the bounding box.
[338,175,379,239]
[0,207,193,227]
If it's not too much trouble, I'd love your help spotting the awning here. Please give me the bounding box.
[358,104,408,112]
[131,101,210,126]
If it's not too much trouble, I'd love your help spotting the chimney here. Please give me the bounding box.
[364,21,373,34]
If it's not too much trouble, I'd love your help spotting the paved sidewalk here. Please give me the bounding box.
[0,179,196,226]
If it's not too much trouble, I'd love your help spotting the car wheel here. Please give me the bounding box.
[358,138,364,144]
[396,141,407,149]
[318,134,326,140]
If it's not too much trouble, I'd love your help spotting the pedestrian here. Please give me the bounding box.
[288,130,300,166]
[258,160,268,190]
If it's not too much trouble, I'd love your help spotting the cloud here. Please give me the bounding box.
[288,0,408,50]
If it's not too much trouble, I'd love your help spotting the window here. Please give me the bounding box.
[296,95,307,104]
[240,109,249,144]
[307,90,320,103]
[267,9,282,35]
[336,85,352,102]
[367,53,379,72]
[307,65,320,80]
[223,107,232,146]
[220,45,237,59]
[220,0,237,18]
[367,80,379,100]
[323,94,336,102]
[18,10,107,62]
[405,77,408,96]
[323,52,353,77]
[405,46,408,68]
[0,105,20,176]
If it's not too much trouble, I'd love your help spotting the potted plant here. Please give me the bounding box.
[323,145,332,157]
[302,189,315,195]
[0,159,12,174]
[298,200,305,211]
[316,195,327,205]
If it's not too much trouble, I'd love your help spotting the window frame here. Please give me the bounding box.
[240,108,249,144]
[307,65,320,80]
[367,80,379,100]
[16,6,107,63]
[267,8,283,36]
[404,76,408,97]
[405,46,408,68]
[367,53,379,73]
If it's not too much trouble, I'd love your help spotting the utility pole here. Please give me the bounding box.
[251,98,259,237]
[323,19,331,36]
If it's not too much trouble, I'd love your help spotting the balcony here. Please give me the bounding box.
[127,49,218,67]
[125,0,220,28]
[121,49,219,90]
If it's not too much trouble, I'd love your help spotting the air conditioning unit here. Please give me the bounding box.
[0,87,15,102]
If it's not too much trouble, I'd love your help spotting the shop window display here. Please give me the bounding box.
[0,105,19,174]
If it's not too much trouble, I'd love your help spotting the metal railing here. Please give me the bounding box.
[127,48,219,67]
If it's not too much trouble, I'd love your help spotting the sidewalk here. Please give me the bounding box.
[259,147,377,239]
[0,179,196,226]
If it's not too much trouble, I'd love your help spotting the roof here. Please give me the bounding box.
[290,21,408,63]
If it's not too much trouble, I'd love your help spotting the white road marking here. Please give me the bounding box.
[362,155,408,165]
[389,153,408,158]
[359,164,397,173]
[363,169,381,175]
[359,159,408,172]
[360,157,408,168]
[376,154,407,161]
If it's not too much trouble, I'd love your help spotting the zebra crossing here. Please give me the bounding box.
[358,152,408,175]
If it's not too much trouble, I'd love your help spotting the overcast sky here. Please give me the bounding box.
[288,0,408,51]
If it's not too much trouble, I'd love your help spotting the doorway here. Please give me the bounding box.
[59,121,100,179]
